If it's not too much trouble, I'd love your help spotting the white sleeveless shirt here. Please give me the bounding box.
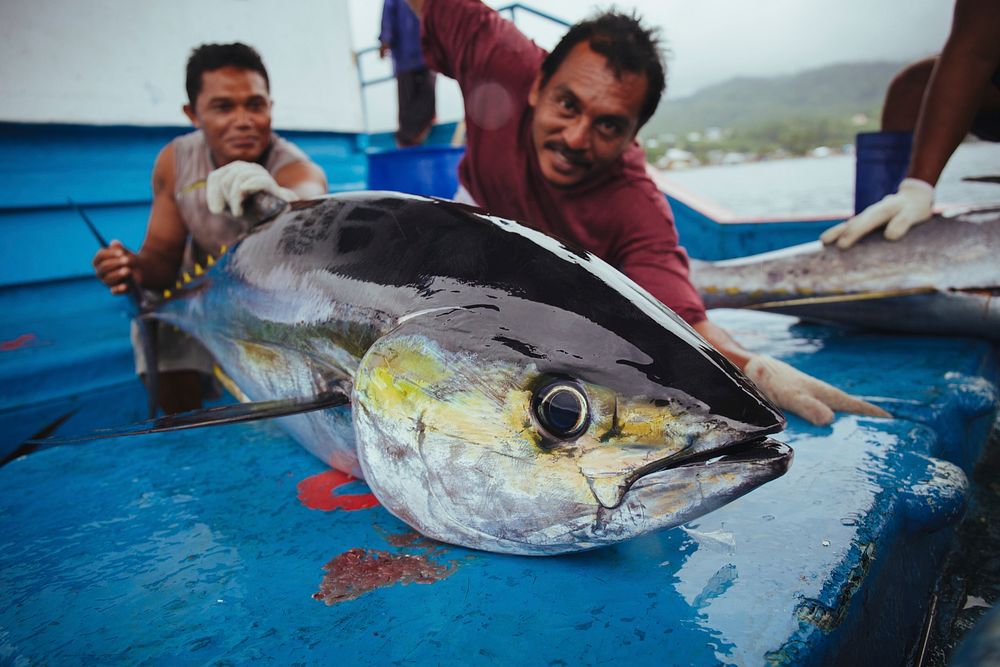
[171,130,308,273]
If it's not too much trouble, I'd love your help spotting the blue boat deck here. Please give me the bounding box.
[1,123,998,665]
[2,305,998,664]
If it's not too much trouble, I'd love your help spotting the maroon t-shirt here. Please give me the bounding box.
[421,0,706,324]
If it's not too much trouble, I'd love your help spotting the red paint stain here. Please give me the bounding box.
[1,333,37,351]
[297,470,380,511]
[312,548,457,605]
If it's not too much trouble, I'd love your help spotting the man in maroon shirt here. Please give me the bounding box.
[407,0,886,426]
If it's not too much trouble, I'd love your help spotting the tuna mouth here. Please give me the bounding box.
[660,436,789,469]
[619,435,791,503]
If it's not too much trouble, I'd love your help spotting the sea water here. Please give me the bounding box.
[665,141,1000,218]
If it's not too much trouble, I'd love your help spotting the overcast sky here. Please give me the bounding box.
[349,0,953,99]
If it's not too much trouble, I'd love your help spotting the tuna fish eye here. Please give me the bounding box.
[533,382,590,440]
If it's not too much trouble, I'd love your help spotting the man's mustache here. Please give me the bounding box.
[544,140,591,167]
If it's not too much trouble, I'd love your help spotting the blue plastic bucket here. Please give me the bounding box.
[366,145,465,199]
[854,131,913,214]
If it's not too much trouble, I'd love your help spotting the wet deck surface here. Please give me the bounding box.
[925,418,1000,665]
[1,310,997,665]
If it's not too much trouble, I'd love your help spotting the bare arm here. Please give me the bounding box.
[692,318,888,425]
[274,160,328,199]
[92,145,188,293]
[908,0,1000,185]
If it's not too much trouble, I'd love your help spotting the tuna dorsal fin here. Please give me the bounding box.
[28,391,349,445]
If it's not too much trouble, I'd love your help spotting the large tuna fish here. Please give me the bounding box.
[74,192,790,555]
[691,207,1000,341]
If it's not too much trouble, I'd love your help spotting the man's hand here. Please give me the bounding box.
[820,178,934,249]
[93,240,143,295]
[379,42,390,59]
[206,161,299,217]
[744,354,890,426]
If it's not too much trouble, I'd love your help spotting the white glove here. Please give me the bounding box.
[820,178,934,249]
[744,354,890,426]
[206,160,299,217]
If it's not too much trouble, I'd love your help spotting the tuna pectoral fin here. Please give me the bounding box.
[27,391,349,444]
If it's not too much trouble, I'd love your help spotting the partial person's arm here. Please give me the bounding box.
[822,0,1000,249]
[206,159,327,217]
[908,0,1000,186]
[275,160,328,199]
[615,186,886,426]
[92,145,189,293]
[693,319,889,426]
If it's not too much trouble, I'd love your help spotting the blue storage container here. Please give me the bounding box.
[366,145,465,198]
[854,131,913,214]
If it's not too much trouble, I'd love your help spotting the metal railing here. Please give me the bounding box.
[354,3,570,134]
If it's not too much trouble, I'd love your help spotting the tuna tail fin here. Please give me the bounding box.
[25,390,350,445]
[71,199,159,418]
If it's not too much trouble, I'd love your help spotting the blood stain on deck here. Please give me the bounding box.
[312,547,457,605]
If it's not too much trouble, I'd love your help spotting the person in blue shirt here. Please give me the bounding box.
[380,0,437,146]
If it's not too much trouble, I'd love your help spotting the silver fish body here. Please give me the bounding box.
[156,192,789,555]
[691,208,1000,341]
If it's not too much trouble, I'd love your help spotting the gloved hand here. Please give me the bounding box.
[820,178,934,249]
[744,354,890,426]
[206,161,299,217]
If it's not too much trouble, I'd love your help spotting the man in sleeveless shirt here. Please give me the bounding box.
[92,43,328,413]
[408,0,888,426]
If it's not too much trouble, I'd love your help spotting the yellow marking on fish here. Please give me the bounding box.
[219,244,228,255]
[358,345,588,497]
[357,338,717,508]
[213,364,249,403]
[725,287,741,295]
[182,272,192,283]
[194,263,204,276]
[704,286,718,294]
[206,254,215,266]
[616,408,671,444]
[163,289,172,298]
[236,340,285,368]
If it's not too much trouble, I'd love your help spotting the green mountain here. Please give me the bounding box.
[641,60,904,141]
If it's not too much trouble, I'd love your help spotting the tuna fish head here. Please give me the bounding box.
[352,220,789,556]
